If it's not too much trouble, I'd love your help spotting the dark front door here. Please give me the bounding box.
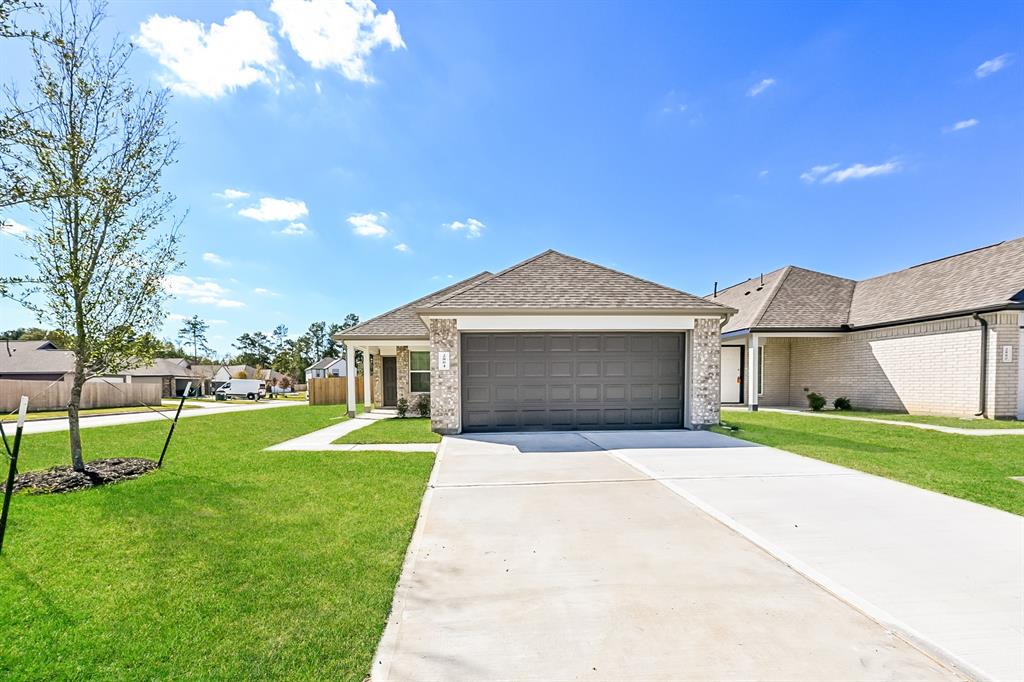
[461,332,685,432]
[382,356,398,406]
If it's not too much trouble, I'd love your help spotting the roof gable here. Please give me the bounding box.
[423,250,730,312]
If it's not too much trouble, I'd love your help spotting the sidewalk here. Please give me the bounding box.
[723,406,1024,436]
[265,411,440,453]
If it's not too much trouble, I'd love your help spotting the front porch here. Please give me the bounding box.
[339,341,432,417]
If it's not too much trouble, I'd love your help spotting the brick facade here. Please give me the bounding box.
[690,318,722,428]
[730,312,1021,419]
[396,346,410,405]
[428,319,460,434]
[371,349,382,408]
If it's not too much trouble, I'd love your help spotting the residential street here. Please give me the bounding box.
[18,399,305,435]
[372,430,1022,681]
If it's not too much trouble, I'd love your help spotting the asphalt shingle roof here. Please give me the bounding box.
[424,250,731,312]
[711,236,1024,332]
[0,340,74,374]
[339,272,494,339]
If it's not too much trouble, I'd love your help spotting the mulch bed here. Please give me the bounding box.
[9,458,158,494]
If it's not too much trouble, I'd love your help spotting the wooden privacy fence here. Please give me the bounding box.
[308,376,369,406]
[0,380,162,413]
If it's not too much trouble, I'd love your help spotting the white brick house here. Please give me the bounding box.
[336,250,734,434]
[711,237,1024,420]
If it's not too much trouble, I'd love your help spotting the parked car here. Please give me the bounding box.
[215,379,266,401]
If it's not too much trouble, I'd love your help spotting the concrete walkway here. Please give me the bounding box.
[20,399,303,435]
[265,410,440,452]
[724,406,1024,436]
[372,432,985,681]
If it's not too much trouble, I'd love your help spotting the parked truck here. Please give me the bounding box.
[215,379,266,401]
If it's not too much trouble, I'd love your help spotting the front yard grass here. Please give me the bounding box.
[2,403,200,423]
[715,411,1024,516]
[335,417,441,444]
[0,405,434,680]
[805,409,1023,430]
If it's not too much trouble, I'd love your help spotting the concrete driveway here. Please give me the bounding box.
[372,430,993,681]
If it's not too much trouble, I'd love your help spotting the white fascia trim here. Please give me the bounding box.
[444,314,708,332]
[755,331,845,338]
[341,339,430,350]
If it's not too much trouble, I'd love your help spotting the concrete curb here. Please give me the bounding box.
[371,436,448,681]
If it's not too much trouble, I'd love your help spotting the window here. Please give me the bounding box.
[757,346,764,396]
[410,351,430,392]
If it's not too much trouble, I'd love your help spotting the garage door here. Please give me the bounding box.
[461,333,685,432]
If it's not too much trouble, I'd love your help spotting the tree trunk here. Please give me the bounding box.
[68,358,86,472]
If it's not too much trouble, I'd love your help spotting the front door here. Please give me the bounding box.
[721,345,743,403]
[382,356,398,407]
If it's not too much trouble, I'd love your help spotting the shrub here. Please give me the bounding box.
[415,394,431,418]
[806,392,827,411]
[396,397,409,418]
[833,396,852,411]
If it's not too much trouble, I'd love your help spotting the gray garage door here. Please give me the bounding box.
[461,333,685,432]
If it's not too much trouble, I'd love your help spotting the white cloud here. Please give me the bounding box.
[136,11,282,98]
[270,0,405,83]
[202,252,228,266]
[976,53,1011,78]
[747,78,776,97]
[209,319,228,325]
[799,164,838,183]
[166,313,187,321]
[944,118,978,133]
[0,219,28,236]
[348,212,389,237]
[253,288,281,297]
[239,197,309,222]
[444,217,485,239]
[163,275,245,308]
[215,188,249,200]
[280,221,309,235]
[802,160,902,184]
[394,242,409,252]
[758,170,769,178]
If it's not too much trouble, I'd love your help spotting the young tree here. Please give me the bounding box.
[0,1,182,472]
[177,315,211,364]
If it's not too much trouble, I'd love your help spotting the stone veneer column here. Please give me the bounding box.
[371,349,383,407]
[396,346,411,404]
[428,318,460,434]
[690,317,722,428]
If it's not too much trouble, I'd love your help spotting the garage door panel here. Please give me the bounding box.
[461,332,684,432]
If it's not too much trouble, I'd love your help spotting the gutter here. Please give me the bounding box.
[973,313,988,417]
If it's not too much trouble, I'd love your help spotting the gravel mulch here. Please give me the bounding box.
[8,458,158,494]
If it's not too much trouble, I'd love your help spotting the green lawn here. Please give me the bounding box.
[0,405,434,680]
[807,409,1023,429]
[714,411,1024,516]
[2,403,200,423]
[335,417,441,444]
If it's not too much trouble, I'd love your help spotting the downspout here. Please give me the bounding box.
[973,313,988,417]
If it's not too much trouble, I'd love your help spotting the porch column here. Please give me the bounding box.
[747,333,759,411]
[362,348,372,412]
[346,343,356,417]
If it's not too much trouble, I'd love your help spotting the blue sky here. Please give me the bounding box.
[1,0,1022,357]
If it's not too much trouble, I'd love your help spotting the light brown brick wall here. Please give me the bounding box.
[760,338,791,406]
[428,319,460,434]
[985,312,1021,419]
[690,318,722,428]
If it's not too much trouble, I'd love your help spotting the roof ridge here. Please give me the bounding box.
[855,237,1019,283]
[423,248,728,310]
[749,265,793,328]
[712,265,790,297]
[420,250,558,309]
[343,271,492,335]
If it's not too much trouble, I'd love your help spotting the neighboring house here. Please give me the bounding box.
[709,237,1024,420]
[125,358,214,397]
[336,249,734,434]
[0,340,76,381]
[305,357,346,382]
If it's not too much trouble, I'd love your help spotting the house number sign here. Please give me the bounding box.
[438,351,451,370]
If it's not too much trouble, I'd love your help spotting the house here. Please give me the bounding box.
[125,358,214,397]
[305,357,346,382]
[336,249,735,434]
[0,340,76,381]
[709,236,1024,420]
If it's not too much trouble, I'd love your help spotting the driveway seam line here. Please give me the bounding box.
[431,471,862,489]
[607,448,981,682]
